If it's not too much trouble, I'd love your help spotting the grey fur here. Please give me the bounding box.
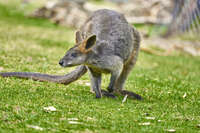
[0,9,141,100]
[60,9,142,99]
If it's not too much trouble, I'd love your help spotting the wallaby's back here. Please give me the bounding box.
[81,9,135,62]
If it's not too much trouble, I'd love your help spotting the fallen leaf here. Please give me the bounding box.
[77,80,90,86]
[85,82,90,86]
[43,106,56,112]
[139,122,151,126]
[82,129,93,133]
[182,93,187,98]
[87,117,96,121]
[122,94,128,103]
[68,118,78,121]
[26,57,32,62]
[144,113,150,116]
[166,129,176,132]
[68,121,81,124]
[27,125,43,131]
[145,117,155,120]
[0,67,4,71]
[60,118,66,121]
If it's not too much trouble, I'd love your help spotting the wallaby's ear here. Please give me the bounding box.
[78,35,96,53]
[85,35,96,50]
[75,31,82,44]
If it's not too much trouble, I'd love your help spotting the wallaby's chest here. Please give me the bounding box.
[87,65,110,74]
[86,56,110,74]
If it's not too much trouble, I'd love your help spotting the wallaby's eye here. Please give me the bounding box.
[71,53,77,57]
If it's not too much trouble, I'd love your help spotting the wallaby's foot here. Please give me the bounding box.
[107,88,112,93]
[101,90,116,98]
[95,94,102,99]
[107,87,114,93]
[118,90,143,100]
[91,90,115,99]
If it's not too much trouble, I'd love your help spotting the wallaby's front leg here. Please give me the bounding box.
[88,68,115,98]
[88,68,102,98]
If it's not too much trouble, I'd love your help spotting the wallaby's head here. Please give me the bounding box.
[59,31,96,67]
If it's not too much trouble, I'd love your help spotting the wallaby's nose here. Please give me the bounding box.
[59,60,64,66]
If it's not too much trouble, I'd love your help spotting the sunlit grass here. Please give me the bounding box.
[0,1,200,132]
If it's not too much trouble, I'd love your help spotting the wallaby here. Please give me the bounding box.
[0,9,142,100]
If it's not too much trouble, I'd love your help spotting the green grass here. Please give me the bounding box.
[0,1,200,133]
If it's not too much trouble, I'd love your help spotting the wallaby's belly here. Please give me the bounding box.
[81,9,134,62]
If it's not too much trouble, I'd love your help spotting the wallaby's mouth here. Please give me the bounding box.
[63,63,74,67]
[59,60,64,66]
[59,60,75,67]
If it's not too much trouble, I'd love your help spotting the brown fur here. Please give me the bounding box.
[77,40,87,53]
[75,31,82,43]
[77,36,94,53]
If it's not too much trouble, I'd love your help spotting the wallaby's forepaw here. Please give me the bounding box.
[101,90,116,98]
[118,90,143,100]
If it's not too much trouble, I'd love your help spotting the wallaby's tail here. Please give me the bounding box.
[0,65,87,85]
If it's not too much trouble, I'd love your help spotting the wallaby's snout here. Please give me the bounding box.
[59,60,64,66]
[59,57,74,67]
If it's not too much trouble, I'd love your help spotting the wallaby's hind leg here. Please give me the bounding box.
[107,71,121,93]
[107,59,124,93]
[114,27,142,100]
[115,64,131,91]
[115,60,142,100]
[115,64,142,100]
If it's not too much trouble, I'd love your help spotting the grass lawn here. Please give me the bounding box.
[0,1,200,133]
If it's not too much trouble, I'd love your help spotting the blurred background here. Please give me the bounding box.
[1,0,200,56]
